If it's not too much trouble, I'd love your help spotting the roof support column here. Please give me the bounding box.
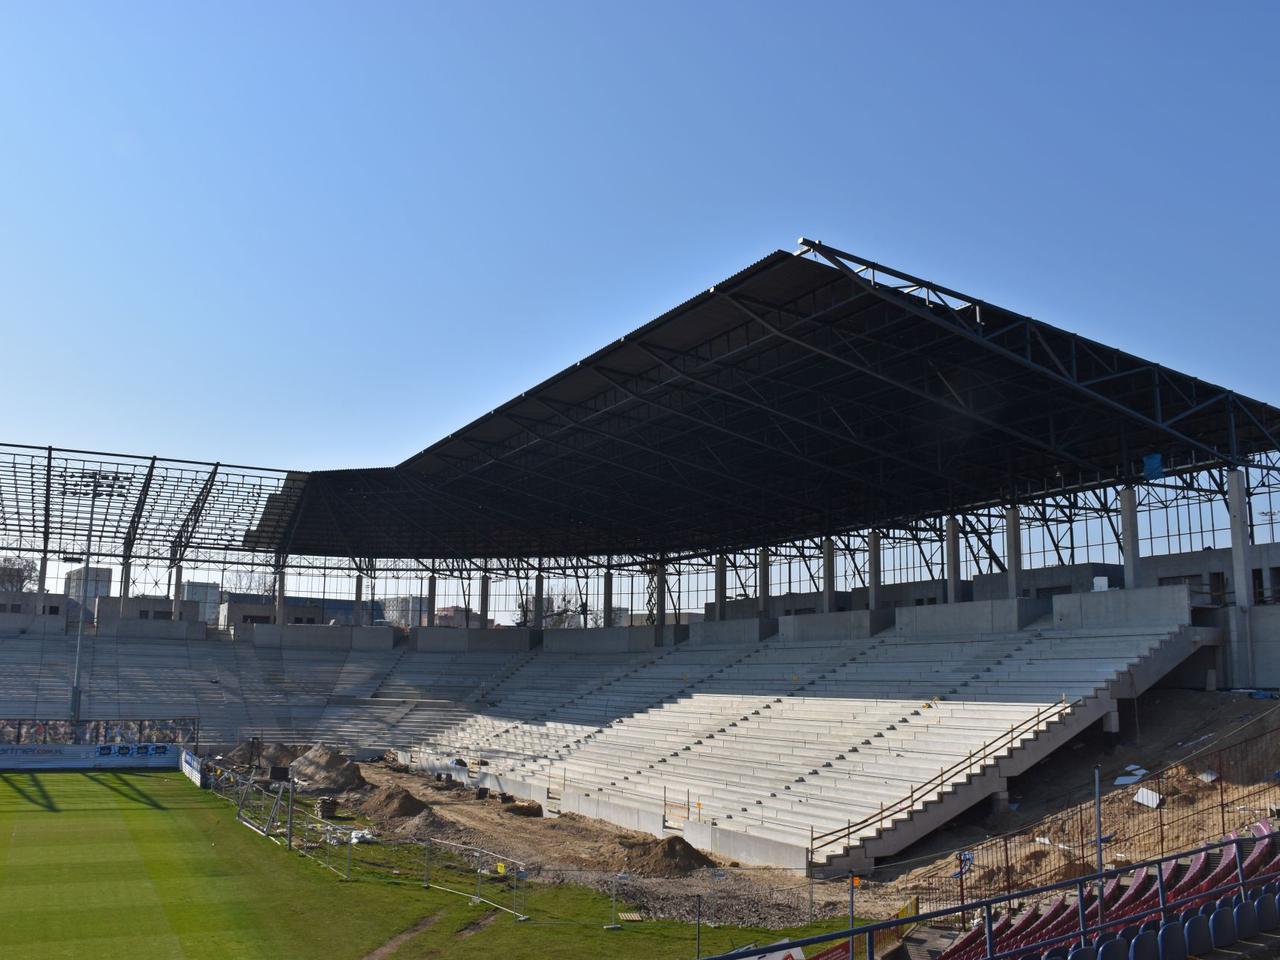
[479,573,490,628]
[1005,506,1022,600]
[945,517,961,604]
[714,555,727,621]
[757,547,770,616]
[1120,487,1142,590]
[603,568,614,628]
[353,573,364,627]
[533,572,544,630]
[821,537,836,613]
[426,574,436,627]
[653,563,667,647]
[867,531,882,611]
[275,561,288,628]
[1227,469,1254,687]
[171,564,183,620]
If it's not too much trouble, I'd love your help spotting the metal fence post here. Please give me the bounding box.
[982,903,995,960]
[1156,860,1168,921]
[1076,879,1088,946]
[286,778,295,852]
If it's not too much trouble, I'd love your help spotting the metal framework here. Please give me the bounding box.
[1,241,1277,623]
[277,241,1280,560]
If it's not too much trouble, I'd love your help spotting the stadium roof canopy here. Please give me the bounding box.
[262,239,1280,561]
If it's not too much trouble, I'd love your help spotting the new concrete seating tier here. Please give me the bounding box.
[414,591,1213,871]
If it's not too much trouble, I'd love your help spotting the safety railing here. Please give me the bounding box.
[705,829,1280,960]
[810,698,1080,859]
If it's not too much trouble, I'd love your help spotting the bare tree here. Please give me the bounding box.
[0,556,36,593]
[226,568,276,599]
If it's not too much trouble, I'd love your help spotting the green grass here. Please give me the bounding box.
[0,771,845,959]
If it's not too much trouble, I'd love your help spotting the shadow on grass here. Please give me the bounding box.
[82,771,165,810]
[0,772,60,812]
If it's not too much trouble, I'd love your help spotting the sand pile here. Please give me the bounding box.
[289,744,366,791]
[620,836,715,878]
[361,784,427,820]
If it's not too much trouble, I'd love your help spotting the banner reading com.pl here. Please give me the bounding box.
[0,742,180,770]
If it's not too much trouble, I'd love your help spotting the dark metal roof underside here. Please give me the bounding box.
[257,243,1280,560]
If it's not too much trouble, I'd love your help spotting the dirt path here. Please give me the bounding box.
[359,912,439,960]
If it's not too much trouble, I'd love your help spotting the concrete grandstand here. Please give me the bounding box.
[2,239,1280,877]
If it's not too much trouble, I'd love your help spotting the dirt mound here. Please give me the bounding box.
[620,836,715,878]
[361,784,428,820]
[290,744,366,792]
[503,799,543,817]
[224,741,302,769]
[394,809,443,839]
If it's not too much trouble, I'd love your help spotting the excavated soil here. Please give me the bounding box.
[360,784,428,820]
[224,741,303,769]
[618,836,715,877]
[290,744,367,792]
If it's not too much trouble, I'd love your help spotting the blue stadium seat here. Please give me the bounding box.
[1020,953,1041,960]
[1157,922,1186,960]
[1046,948,1069,960]
[1178,909,1197,925]
[1068,946,1096,960]
[1257,893,1278,931]
[1184,916,1212,957]
[1219,896,1237,912]
[1210,907,1237,948]
[1121,925,1140,942]
[1200,903,1216,917]
[1098,938,1127,960]
[1141,920,1161,934]
[1128,929,1157,960]
[1234,900,1259,940]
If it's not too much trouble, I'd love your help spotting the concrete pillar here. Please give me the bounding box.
[118,558,131,617]
[533,573,544,628]
[945,517,960,603]
[603,569,614,628]
[354,574,364,627]
[654,564,667,646]
[990,776,1010,815]
[479,574,490,627]
[821,537,836,613]
[1103,705,1121,748]
[36,552,48,617]
[714,555,727,621]
[1227,469,1254,686]
[1005,506,1022,600]
[171,564,183,620]
[426,575,436,627]
[757,547,770,616]
[867,531,882,611]
[275,566,287,627]
[1120,487,1141,590]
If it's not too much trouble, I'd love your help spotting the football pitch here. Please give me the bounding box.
[0,770,838,959]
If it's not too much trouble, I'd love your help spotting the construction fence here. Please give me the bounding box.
[905,706,1280,917]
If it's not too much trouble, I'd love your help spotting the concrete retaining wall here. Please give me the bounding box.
[542,627,655,653]
[893,598,1050,635]
[1249,605,1280,689]
[1052,584,1192,629]
[777,609,894,644]
[559,790,665,838]
[689,617,778,646]
[0,613,65,635]
[351,626,396,651]
[973,563,1124,602]
[412,627,534,652]
[682,821,808,869]
[97,619,207,641]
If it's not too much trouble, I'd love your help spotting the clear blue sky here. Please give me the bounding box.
[2,3,1276,470]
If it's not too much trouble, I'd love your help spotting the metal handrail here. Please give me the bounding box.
[704,829,1280,960]
[810,698,1080,855]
